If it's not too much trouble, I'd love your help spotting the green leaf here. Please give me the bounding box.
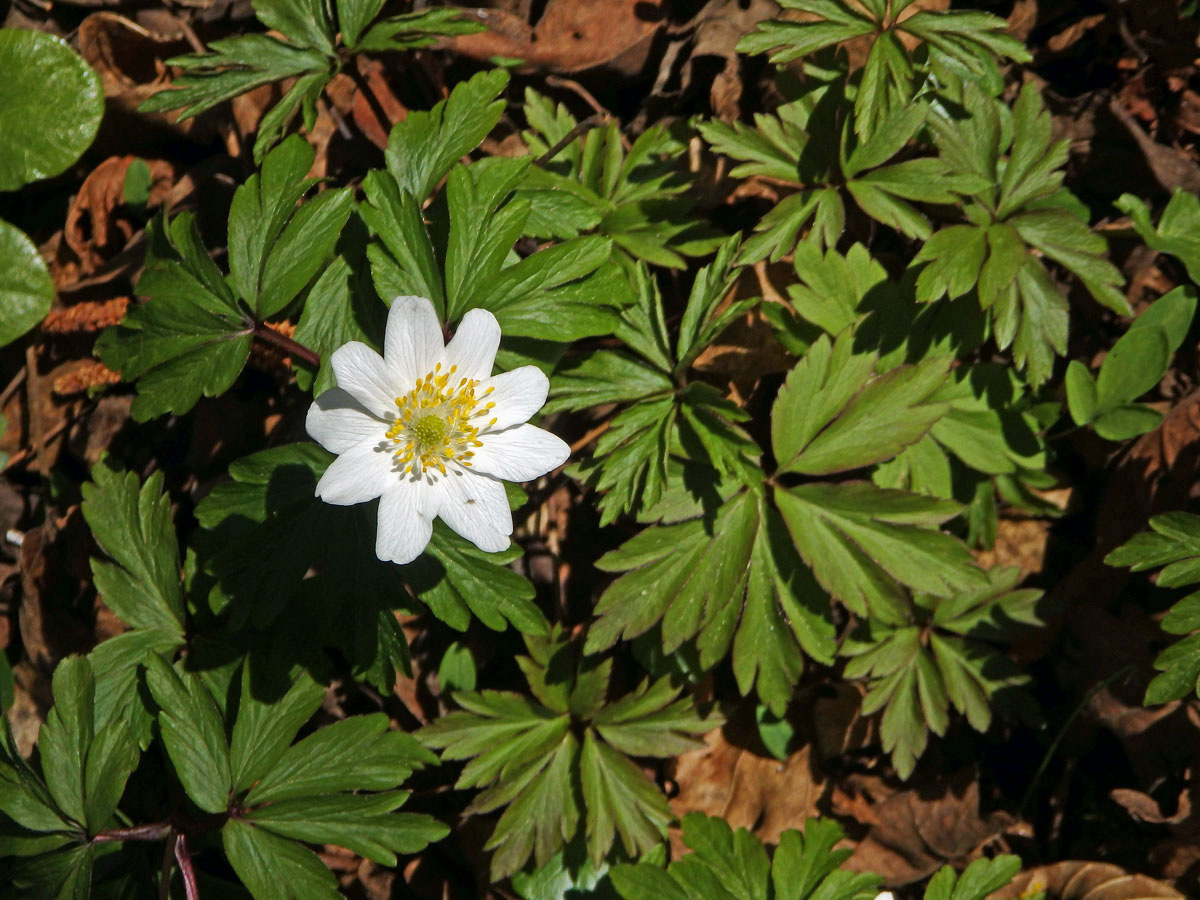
[772,333,951,475]
[195,444,513,677]
[589,493,835,713]
[438,642,478,692]
[38,657,140,835]
[361,171,446,314]
[545,351,672,414]
[612,812,881,900]
[248,791,448,866]
[1065,360,1098,426]
[229,665,325,795]
[1107,513,1200,703]
[81,463,185,635]
[776,482,985,620]
[738,7,876,63]
[420,643,702,878]
[356,8,486,53]
[922,856,1021,900]
[407,524,546,635]
[37,658,94,828]
[0,30,103,191]
[244,713,434,806]
[386,68,509,204]
[843,569,1040,776]
[511,847,614,900]
[145,654,232,813]
[336,0,385,49]
[1119,190,1200,285]
[87,626,181,748]
[579,732,673,865]
[9,843,97,900]
[253,0,335,54]
[222,817,342,900]
[226,136,352,318]
[95,213,253,420]
[139,35,328,127]
[0,218,54,347]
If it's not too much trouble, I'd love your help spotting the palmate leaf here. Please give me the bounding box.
[80,461,188,746]
[771,332,951,477]
[588,491,835,714]
[842,567,1041,777]
[386,67,509,205]
[142,653,440,900]
[364,156,622,343]
[141,1,481,161]
[418,630,709,878]
[610,813,882,900]
[17,657,139,838]
[738,0,1028,141]
[97,138,350,420]
[775,482,987,624]
[702,89,980,263]
[917,83,1127,386]
[553,249,757,523]
[95,211,253,421]
[519,90,723,267]
[1107,512,1200,704]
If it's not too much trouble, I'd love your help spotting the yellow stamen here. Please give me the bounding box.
[388,366,495,477]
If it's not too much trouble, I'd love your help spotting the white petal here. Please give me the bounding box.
[437,470,512,552]
[306,388,387,454]
[384,295,444,384]
[444,308,500,382]
[330,342,397,419]
[315,439,393,505]
[469,424,570,482]
[477,367,549,432]
[376,476,437,565]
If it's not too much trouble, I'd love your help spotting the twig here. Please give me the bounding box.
[93,821,174,843]
[2,409,84,475]
[569,419,611,455]
[172,13,207,55]
[176,833,200,900]
[253,322,320,369]
[0,366,26,410]
[535,114,610,168]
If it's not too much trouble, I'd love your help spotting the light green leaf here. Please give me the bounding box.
[386,68,509,204]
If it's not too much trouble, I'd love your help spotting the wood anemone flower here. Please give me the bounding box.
[306,295,568,564]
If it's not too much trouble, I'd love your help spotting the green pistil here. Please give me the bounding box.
[412,414,447,447]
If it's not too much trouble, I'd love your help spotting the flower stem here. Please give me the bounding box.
[254,322,320,369]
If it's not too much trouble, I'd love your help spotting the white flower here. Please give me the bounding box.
[305,296,569,565]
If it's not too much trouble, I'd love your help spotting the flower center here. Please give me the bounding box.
[385,363,497,477]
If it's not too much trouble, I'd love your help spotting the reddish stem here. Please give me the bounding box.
[254,322,320,369]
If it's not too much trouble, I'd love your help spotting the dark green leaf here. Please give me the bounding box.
[0,30,103,191]
[145,654,232,813]
[81,463,185,634]
[0,218,54,347]
[222,818,341,900]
